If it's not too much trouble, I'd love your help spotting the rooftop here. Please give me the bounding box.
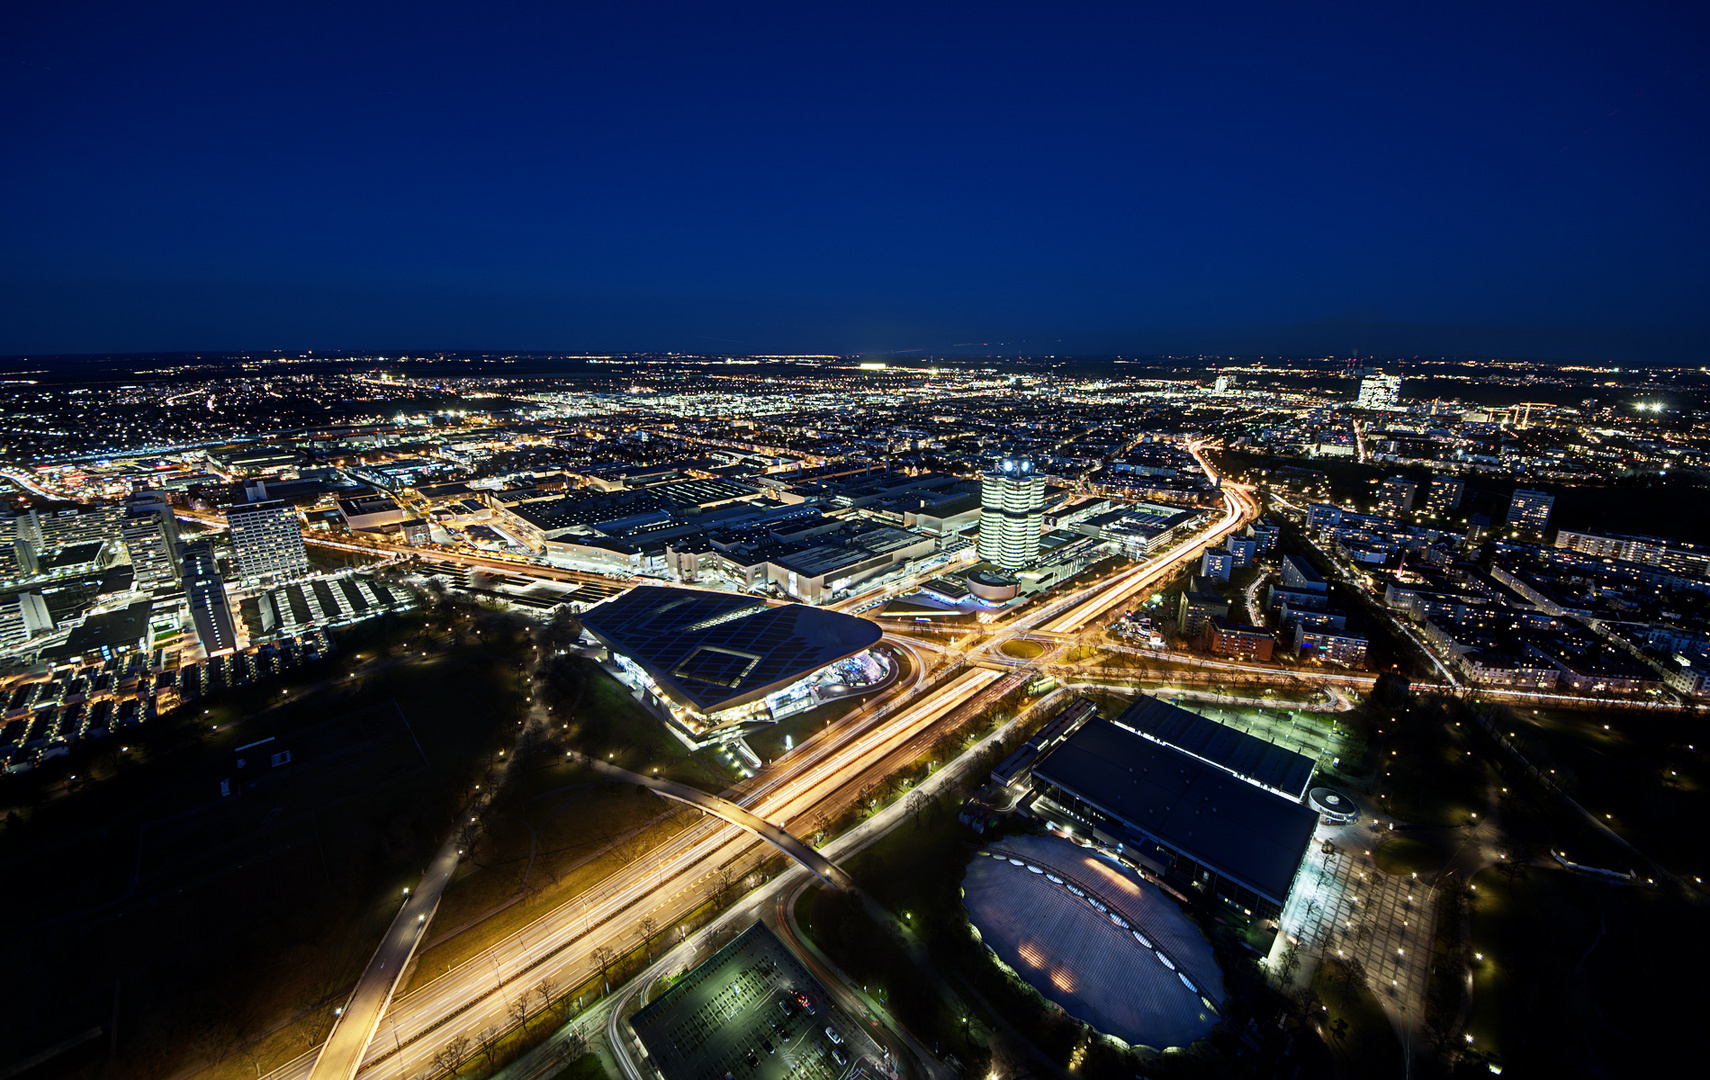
[1032,718,1318,904]
[1112,696,1315,799]
[581,585,881,714]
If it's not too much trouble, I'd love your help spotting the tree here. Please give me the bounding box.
[906,789,926,828]
[473,1027,502,1070]
[591,945,617,991]
[434,1034,473,1077]
[1338,956,1367,1006]
[510,994,532,1032]
[639,916,659,961]
[534,976,558,1018]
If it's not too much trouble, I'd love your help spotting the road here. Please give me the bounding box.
[260,662,1011,1080]
[308,635,551,1080]
[577,755,855,891]
[261,442,1262,1080]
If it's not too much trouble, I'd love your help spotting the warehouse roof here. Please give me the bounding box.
[1032,718,1317,905]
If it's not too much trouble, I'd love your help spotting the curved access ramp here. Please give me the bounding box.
[577,753,855,891]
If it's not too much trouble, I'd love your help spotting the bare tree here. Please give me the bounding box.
[510,994,532,1033]
[472,1027,502,1070]
[434,1033,474,1077]
[906,790,926,828]
[639,916,659,961]
[591,945,617,992]
[1337,956,1367,1006]
[534,976,558,1018]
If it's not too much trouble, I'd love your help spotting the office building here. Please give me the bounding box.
[1375,476,1417,516]
[1306,503,1342,533]
[1356,371,1402,409]
[227,500,310,582]
[1425,475,1464,516]
[1200,546,1234,582]
[1505,489,1555,534]
[121,492,182,592]
[181,539,237,657]
[0,592,53,648]
[978,458,1043,569]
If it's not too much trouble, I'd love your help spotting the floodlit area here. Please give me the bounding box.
[963,834,1224,1049]
[1181,702,1352,774]
[629,922,875,1080]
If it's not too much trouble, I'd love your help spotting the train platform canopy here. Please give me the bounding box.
[580,585,882,715]
[1112,695,1316,800]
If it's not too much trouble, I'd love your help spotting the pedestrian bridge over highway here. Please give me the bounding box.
[578,754,856,891]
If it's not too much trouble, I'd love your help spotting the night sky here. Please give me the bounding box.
[3,2,1706,359]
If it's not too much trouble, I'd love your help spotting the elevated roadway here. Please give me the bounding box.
[578,755,855,890]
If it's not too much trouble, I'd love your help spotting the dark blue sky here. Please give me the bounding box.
[3,1,1706,359]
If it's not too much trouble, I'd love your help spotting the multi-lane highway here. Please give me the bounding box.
[262,660,1009,1080]
[264,444,1256,1080]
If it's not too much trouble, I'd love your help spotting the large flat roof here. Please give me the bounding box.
[1113,696,1315,800]
[1032,718,1317,904]
[581,585,881,715]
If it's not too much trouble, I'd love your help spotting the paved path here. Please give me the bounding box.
[303,829,460,1080]
[1280,836,1438,1035]
[578,754,855,890]
[307,637,545,1080]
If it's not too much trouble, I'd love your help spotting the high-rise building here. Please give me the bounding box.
[1357,372,1402,409]
[1246,520,1280,555]
[121,491,182,592]
[1227,535,1258,569]
[978,459,1043,569]
[1375,476,1418,516]
[227,500,310,582]
[182,538,237,656]
[1505,489,1555,534]
[1425,475,1464,516]
[1200,546,1234,582]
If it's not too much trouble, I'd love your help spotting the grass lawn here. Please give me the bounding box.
[745,696,861,765]
[0,612,535,1080]
[546,1054,611,1080]
[999,639,1046,660]
[572,667,732,792]
[1463,860,1710,1075]
[1373,837,1446,878]
[1311,957,1402,1078]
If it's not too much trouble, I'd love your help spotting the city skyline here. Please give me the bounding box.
[4,5,1708,1080]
